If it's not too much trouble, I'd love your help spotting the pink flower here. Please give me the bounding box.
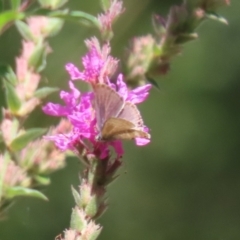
[43,80,123,158]
[98,0,124,34]
[43,39,151,159]
[65,38,118,84]
[115,74,152,104]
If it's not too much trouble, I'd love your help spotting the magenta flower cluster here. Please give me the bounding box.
[43,38,151,159]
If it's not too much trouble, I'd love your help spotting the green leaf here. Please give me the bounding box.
[66,11,100,28]
[0,10,24,34]
[11,0,21,10]
[31,9,99,28]
[3,79,22,113]
[176,32,198,44]
[205,12,228,25]
[34,175,51,185]
[28,42,47,72]
[15,20,34,41]
[0,64,17,85]
[9,128,47,151]
[34,87,59,99]
[31,8,68,16]
[6,186,48,200]
[145,75,160,91]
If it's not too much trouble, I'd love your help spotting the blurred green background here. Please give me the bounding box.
[1,0,240,239]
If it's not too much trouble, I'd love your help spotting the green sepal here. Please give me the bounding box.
[0,64,17,85]
[38,0,68,9]
[0,152,10,201]
[1,118,19,145]
[11,0,21,10]
[100,0,111,11]
[175,32,198,44]
[205,11,228,25]
[28,42,47,72]
[9,128,47,152]
[3,79,22,113]
[70,208,85,231]
[5,186,48,200]
[71,186,81,207]
[34,87,59,99]
[0,10,24,34]
[89,227,102,240]
[152,14,166,37]
[85,195,98,218]
[34,175,51,185]
[44,18,64,37]
[15,20,34,41]
[94,202,108,219]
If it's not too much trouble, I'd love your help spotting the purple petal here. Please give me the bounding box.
[42,103,69,116]
[116,74,128,100]
[65,63,84,80]
[44,134,72,151]
[135,137,150,146]
[69,81,81,99]
[128,84,152,104]
[110,140,124,157]
[99,144,110,159]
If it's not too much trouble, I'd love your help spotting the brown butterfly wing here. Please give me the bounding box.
[117,101,144,127]
[93,84,124,130]
[101,118,150,141]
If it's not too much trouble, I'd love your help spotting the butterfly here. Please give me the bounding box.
[93,83,150,141]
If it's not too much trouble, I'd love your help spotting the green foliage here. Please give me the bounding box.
[32,8,100,28]
[100,0,111,11]
[5,186,48,200]
[15,20,34,41]
[3,79,22,113]
[71,186,81,207]
[28,42,47,73]
[70,208,85,231]
[0,65,17,85]
[9,128,47,152]
[10,0,21,10]
[205,11,228,24]
[0,0,238,240]
[38,0,68,9]
[34,87,59,99]
[33,175,51,185]
[0,10,24,34]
